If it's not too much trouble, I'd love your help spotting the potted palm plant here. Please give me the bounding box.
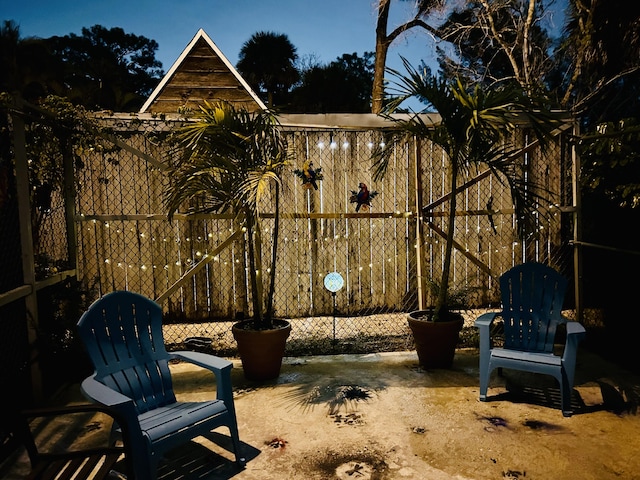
[374,58,562,368]
[164,100,292,380]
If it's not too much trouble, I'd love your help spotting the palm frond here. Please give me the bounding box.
[162,100,292,327]
[374,59,564,316]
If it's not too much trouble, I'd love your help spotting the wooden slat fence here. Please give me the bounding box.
[72,114,575,349]
[0,103,578,402]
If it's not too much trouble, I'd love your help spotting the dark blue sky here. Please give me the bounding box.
[2,0,443,77]
[2,0,566,113]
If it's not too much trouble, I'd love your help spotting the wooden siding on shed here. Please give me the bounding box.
[140,29,266,115]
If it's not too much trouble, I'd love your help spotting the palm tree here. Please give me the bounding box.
[164,100,290,329]
[374,57,562,321]
[236,31,299,108]
[372,0,445,114]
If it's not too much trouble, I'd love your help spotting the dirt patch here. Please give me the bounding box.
[310,449,390,480]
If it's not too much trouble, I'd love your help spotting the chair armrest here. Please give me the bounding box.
[169,351,235,404]
[81,376,134,408]
[562,321,586,388]
[562,320,586,360]
[474,312,500,328]
[170,350,232,373]
[566,320,586,338]
[80,376,142,438]
[475,312,501,356]
[80,376,153,477]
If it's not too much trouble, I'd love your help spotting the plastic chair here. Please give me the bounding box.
[77,290,245,479]
[475,262,586,416]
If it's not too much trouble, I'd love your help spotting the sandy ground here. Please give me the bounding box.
[4,348,640,480]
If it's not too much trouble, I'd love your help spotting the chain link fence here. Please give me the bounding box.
[0,98,94,401]
[74,115,575,356]
[0,102,577,386]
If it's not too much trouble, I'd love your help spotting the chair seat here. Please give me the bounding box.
[136,401,228,444]
[491,348,562,366]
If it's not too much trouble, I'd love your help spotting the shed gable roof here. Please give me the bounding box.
[139,28,266,114]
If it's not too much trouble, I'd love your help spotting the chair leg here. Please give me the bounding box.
[479,365,490,402]
[151,457,160,480]
[560,374,573,417]
[479,380,489,401]
[229,423,246,466]
[134,455,158,480]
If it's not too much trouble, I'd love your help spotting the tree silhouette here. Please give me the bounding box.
[0,20,63,101]
[289,52,374,113]
[435,0,553,93]
[236,31,299,108]
[46,25,163,111]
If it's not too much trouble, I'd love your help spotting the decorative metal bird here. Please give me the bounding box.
[350,183,378,212]
[304,161,319,190]
[294,160,323,190]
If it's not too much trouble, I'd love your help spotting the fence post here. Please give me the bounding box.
[62,137,77,270]
[571,120,583,323]
[12,96,43,401]
[413,136,426,310]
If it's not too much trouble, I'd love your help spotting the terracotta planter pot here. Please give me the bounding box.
[407,310,464,369]
[232,320,291,380]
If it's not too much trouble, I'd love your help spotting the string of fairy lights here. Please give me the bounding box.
[77,129,562,306]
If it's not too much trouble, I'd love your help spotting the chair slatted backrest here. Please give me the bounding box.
[78,291,177,414]
[500,262,568,353]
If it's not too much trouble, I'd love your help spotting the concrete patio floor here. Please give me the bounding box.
[5,347,640,480]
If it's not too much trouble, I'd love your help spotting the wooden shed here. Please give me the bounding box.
[139,29,266,115]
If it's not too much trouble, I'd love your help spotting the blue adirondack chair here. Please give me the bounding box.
[77,290,245,479]
[475,262,586,416]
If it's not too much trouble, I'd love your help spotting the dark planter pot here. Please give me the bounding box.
[407,310,464,369]
[232,319,291,381]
